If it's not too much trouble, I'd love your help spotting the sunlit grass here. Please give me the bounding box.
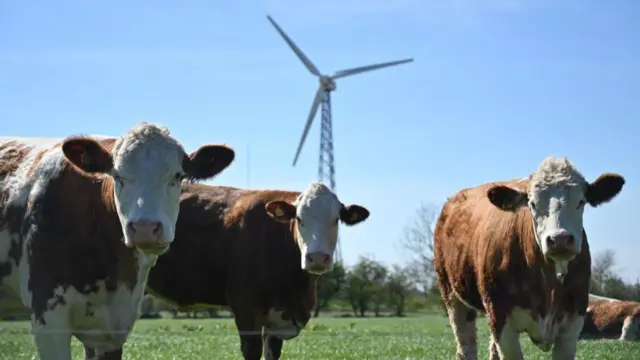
[1,315,638,359]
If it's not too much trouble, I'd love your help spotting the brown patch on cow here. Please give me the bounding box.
[0,141,32,180]
[25,137,138,324]
[582,299,640,339]
[434,178,591,355]
[147,184,322,359]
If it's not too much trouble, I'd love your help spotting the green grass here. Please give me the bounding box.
[1,315,639,359]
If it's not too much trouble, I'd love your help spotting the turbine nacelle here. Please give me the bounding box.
[320,76,336,92]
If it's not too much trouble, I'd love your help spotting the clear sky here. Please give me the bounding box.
[1,1,639,280]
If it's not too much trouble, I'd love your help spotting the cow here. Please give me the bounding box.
[143,181,370,360]
[581,296,640,341]
[433,156,625,360]
[0,122,235,360]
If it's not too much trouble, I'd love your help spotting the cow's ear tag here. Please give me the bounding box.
[275,207,284,218]
[80,152,91,165]
[350,213,359,222]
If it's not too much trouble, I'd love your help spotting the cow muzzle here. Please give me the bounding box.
[125,220,169,255]
[303,252,332,274]
[545,230,580,261]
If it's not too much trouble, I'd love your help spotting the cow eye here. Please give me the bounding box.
[577,199,586,208]
[296,216,303,226]
[171,172,185,186]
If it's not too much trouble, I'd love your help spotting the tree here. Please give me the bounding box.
[314,261,347,317]
[590,249,619,296]
[398,203,440,295]
[385,265,414,317]
[343,256,388,317]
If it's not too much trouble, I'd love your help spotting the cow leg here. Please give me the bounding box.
[486,309,522,360]
[551,315,583,360]
[84,346,123,360]
[31,311,72,360]
[444,296,478,360]
[262,331,284,360]
[620,315,639,341]
[231,309,264,360]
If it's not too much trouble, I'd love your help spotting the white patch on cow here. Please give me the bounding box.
[497,306,581,358]
[588,293,620,302]
[0,137,63,208]
[264,308,300,340]
[109,123,186,249]
[526,157,588,272]
[30,286,74,360]
[293,182,342,273]
[620,315,640,341]
[69,253,155,351]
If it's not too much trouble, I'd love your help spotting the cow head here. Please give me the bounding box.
[61,122,235,256]
[265,182,370,275]
[487,156,624,272]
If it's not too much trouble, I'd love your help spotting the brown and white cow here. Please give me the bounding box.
[433,156,624,359]
[144,182,369,360]
[0,122,234,360]
[581,295,640,341]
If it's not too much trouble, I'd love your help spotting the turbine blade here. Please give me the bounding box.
[267,15,322,76]
[293,87,325,167]
[331,58,414,80]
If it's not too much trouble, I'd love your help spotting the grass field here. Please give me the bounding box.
[1,315,638,359]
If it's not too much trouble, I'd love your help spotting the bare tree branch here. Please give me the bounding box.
[398,202,440,294]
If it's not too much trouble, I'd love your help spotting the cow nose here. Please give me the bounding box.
[126,220,164,247]
[546,232,575,250]
[306,253,331,266]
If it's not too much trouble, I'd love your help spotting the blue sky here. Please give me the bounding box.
[1,1,639,280]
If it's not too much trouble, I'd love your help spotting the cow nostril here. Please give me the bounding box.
[152,223,163,236]
[306,254,313,263]
[127,222,137,235]
[566,235,575,246]
[546,236,555,248]
[322,254,330,264]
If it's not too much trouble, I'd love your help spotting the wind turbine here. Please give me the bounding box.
[267,15,413,261]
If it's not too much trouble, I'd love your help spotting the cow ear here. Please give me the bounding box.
[265,201,296,223]
[487,185,528,212]
[340,204,370,226]
[183,145,235,181]
[586,173,625,207]
[62,138,113,174]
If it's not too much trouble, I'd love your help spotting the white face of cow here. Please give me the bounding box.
[61,122,235,256]
[487,156,625,275]
[265,182,370,275]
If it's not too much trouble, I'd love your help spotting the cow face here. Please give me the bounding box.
[265,182,370,275]
[62,123,235,255]
[487,156,624,265]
